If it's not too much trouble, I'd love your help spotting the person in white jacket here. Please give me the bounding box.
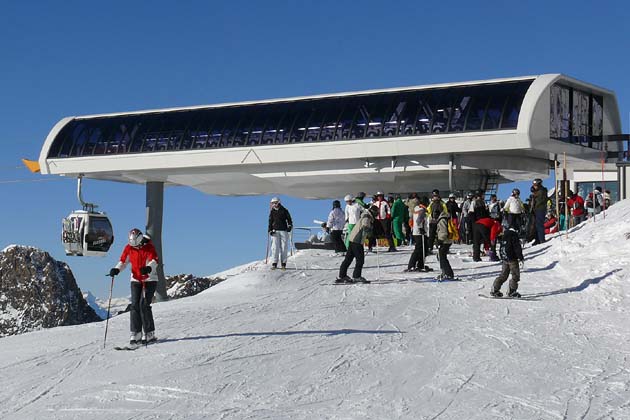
[344,194,362,249]
[327,200,347,254]
[405,206,431,272]
[503,188,525,233]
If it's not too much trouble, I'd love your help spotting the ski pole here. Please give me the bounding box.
[103,275,114,349]
[376,239,380,280]
[143,283,148,348]
[265,232,270,264]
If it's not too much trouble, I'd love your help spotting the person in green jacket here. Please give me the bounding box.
[355,191,369,209]
[391,195,407,246]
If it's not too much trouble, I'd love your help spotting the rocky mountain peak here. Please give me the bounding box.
[0,245,100,337]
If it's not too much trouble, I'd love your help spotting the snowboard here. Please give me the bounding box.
[477,293,538,301]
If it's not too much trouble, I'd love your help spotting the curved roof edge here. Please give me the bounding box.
[38,116,74,175]
[519,73,621,138]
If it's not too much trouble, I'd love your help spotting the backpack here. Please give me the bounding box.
[447,218,460,242]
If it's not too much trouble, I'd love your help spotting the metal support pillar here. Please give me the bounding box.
[617,162,630,200]
[146,182,168,301]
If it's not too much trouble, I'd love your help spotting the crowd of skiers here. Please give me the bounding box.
[103,182,610,347]
[313,179,611,296]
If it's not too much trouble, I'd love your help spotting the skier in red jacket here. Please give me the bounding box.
[473,217,503,261]
[109,228,159,346]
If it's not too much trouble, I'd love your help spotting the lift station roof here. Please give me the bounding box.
[38,74,622,198]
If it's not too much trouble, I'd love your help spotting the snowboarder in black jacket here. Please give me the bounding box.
[491,223,524,298]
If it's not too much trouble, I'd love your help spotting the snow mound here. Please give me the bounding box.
[1,203,629,419]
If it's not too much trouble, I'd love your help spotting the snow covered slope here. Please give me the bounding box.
[1,203,630,419]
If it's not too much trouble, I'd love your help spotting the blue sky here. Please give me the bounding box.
[1,1,628,298]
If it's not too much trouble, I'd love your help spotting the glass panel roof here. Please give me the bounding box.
[47,80,533,159]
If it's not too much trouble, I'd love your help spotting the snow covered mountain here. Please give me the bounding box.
[1,202,629,419]
[0,245,100,337]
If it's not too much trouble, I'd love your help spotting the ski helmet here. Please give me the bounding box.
[533,178,543,185]
[128,228,144,247]
[431,189,440,197]
[356,192,366,199]
[512,188,520,196]
[270,197,280,204]
[344,194,354,202]
[448,193,456,199]
[332,200,341,208]
[376,191,384,196]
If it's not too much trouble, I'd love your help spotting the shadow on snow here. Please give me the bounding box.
[161,328,401,343]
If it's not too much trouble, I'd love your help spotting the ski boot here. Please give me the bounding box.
[490,290,503,298]
[335,276,352,284]
[352,277,370,284]
[422,265,433,272]
[387,247,398,252]
[281,263,287,271]
[130,332,142,346]
[507,289,521,298]
[271,263,278,270]
[143,331,157,344]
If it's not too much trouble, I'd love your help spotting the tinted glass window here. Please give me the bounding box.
[448,94,472,132]
[550,84,571,139]
[47,80,536,159]
[319,100,345,141]
[501,95,522,129]
[592,95,603,137]
[289,103,313,143]
[572,90,590,143]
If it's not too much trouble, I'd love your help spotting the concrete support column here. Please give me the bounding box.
[146,182,168,301]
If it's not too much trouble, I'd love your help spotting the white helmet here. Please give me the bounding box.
[344,194,354,202]
[270,197,280,204]
[128,228,144,247]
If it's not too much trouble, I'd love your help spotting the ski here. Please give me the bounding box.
[477,293,538,301]
[434,277,461,282]
[114,344,141,351]
[331,279,371,285]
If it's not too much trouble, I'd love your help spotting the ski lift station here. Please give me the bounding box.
[35,73,627,298]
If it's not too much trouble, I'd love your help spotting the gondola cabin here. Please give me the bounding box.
[62,210,114,257]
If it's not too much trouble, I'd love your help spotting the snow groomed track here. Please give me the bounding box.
[1,202,630,419]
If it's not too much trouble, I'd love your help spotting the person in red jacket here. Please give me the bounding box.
[544,212,558,234]
[109,228,159,346]
[473,217,502,261]
[566,190,585,227]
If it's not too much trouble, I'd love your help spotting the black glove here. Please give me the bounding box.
[109,268,120,277]
[140,266,152,275]
[269,230,276,236]
[287,225,292,232]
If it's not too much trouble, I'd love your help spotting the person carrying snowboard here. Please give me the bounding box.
[336,207,376,283]
[109,228,159,346]
[268,197,293,270]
